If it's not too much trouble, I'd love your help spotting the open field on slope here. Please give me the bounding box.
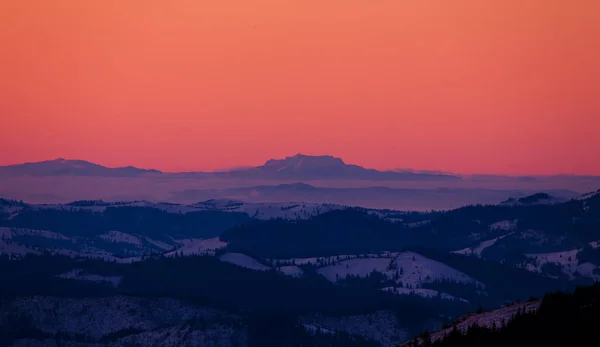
[525,243,600,281]
[316,252,479,288]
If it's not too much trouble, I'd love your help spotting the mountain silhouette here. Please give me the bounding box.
[0,158,161,177]
[0,154,461,181]
[218,154,462,181]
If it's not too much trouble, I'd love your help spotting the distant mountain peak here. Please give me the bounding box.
[0,158,159,177]
[261,154,347,172]
[264,153,346,164]
[241,154,461,181]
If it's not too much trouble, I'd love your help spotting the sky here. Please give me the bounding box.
[1,0,599,175]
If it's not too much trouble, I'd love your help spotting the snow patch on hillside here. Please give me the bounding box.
[52,248,142,263]
[167,237,227,257]
[575,189,600,200]
[0,229,146,262]
[301,310,409,346]
[490,220,517,231]
[57,269,122,287]
[1,227,71,241]
[144,237,174,251]
[230,202,344,220]
[0,239,41,257]
[302,324,335,336]
[1,296,243,345]
[318,258,391,282]
[399,301,540,346]
[99,231,142,246]
[278,265,303,277]
[453,235,507,257]
[189,200,347,220]
[315,252,480,288]
[276,254,369,267]
[526,249,579,267]
[391,252,480,287]
[382,287,467,302]
[0,227,12,239]
[405,220,431,228]
[219,253,270,271]
[285,257,320,266]
[30,199,349,221]
[525,248,600,280]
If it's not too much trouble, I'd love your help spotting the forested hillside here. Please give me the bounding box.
[405,283,600,347]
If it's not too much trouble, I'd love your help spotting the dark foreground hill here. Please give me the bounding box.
[402,283,600,347]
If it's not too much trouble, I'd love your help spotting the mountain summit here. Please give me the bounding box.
[260,154,346,172]
[223,154,461,181]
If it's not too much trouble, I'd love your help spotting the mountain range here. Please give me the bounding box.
[3,155,597,210]
[0,155,461,181]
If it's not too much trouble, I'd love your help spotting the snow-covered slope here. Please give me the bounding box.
[300,310,410,346]
[57,269,122,287]
[316,252,479,289]
[0,296,246,346]
[0,227,70,241]
[453,236,507,257]
[165,237,227,257]
[0,239,41,257]
[490,219,518,231]
[381,287,465,301]
[524,244,600,281]
[0,227,170,261]
[99,231,143,246]
[277,265,304,277]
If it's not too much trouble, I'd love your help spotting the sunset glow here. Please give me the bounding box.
[1,0,599,174]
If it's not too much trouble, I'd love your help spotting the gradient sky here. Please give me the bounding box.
[1,0,599,174]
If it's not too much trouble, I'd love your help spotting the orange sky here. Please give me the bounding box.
[1,0,599,174]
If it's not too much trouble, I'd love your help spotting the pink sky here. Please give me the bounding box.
[1,0,599,174]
